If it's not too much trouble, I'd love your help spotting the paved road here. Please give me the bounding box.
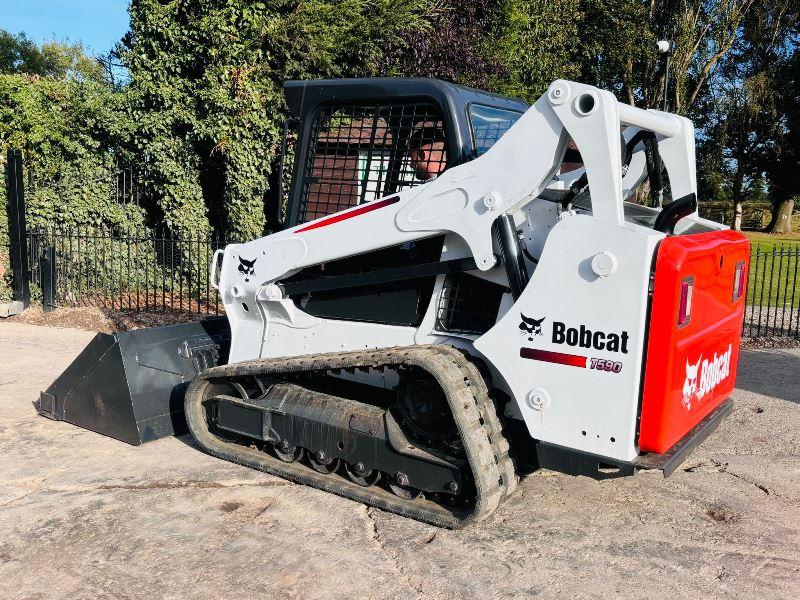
[1,322,798,599]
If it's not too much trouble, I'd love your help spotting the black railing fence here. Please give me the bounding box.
[26,227,232,316]
[5,149,799,339]
[17,227,800,340]
[743,243,800,340]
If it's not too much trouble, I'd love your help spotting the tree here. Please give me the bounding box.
[0,30,50,75]
[378,0,580,103]
[480,0,582,102]
[694,0,797,229]
[670,0,757,114]
[379,1,506,93]
[574,0,756,114]
[707,75,781,229]
[0,75,134,227]
[765,42,799,233]
[0,29,105,83]
[39,39,106,84]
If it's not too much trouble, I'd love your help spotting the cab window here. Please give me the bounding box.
[468,104,523,157]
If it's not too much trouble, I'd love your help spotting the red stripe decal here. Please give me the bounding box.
[520,347,587,368]
[295,196,400,233]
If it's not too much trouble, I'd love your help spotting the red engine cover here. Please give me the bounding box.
[639,230,750,454]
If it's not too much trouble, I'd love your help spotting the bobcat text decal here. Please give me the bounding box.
[681,344,733,410]
[518,316,628,373]
[552,321,629,354]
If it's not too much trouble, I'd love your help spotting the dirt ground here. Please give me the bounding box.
[0,320,798,599]
[12,305,201,334]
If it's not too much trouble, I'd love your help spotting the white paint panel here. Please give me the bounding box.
[474,215,663,462]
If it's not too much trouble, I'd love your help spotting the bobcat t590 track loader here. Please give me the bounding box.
[40,78,749,528]
[182,78,749,527]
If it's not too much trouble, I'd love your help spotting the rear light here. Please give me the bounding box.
[677,276,693,328]
[732,260,746,302]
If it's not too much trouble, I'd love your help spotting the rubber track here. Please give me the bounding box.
[434,346,519,500]
[184,345,516,528]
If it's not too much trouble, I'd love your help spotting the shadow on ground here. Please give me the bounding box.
[736,348,800,404]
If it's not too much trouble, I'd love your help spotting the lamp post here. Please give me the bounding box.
[656,39,676,112]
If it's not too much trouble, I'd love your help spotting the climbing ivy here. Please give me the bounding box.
[0,73,143,301]
[123,0,437,241]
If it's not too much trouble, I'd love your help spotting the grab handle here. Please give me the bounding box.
[654,193,697,235]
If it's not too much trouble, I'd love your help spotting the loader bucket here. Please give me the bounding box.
[35,318,230,445]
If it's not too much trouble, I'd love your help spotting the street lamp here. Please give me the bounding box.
[656,39,676,112]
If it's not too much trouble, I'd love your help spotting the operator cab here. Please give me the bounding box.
[274,78,528,334]
[276,77,529,229]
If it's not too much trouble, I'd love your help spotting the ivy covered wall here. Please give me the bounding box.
[122,0,438,241]
[0,74,145,301]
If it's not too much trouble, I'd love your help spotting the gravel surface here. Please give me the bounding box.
[0,321,799,599]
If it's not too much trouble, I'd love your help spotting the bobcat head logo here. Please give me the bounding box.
[519,314,545,341]
[238,257,257,282]
[682,355,702,410]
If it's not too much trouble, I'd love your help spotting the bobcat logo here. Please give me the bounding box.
[237,257,257,282]
[519,314,545,341]
[682,355,702,410]
[682,345,733,411]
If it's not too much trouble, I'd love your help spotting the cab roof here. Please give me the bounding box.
[283,77,529,120]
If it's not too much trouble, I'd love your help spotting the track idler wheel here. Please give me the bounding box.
[345,462,381,487]
[309,450,340,474]
[388,472,423,500]
[273,440,304,463]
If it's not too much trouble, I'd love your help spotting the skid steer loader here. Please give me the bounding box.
[39,78,749,528]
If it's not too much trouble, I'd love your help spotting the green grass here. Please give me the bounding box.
[743,232,800,308]
[743,231,800,252]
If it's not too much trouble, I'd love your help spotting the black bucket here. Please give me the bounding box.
[35,318,231,445]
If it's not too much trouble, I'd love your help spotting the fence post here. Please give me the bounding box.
[5,148,30,308]
[40,244,56,312]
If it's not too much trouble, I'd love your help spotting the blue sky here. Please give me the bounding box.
[0,0,130,54]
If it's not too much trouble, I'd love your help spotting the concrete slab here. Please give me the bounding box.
[1,322,799,599]
[0,301,24,319]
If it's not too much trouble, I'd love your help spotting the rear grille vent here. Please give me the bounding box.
[435,273,507,335]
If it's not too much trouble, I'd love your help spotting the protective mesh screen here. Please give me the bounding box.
[436,273,507,335]
[299,102,447,222]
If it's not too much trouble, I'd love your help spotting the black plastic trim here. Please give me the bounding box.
[493,214,529,299]
[654,193,697,235]
[279,257,478,296]
[635,397,733,477]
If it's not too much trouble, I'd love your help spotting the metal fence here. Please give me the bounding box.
[19,228,800,340]
[743,243,800,340]
[26,227,230,316]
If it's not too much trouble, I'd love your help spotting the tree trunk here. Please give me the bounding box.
[633,180,650,204]
[733,201,744,231]
[731,167,745,231]
[766,198,794,234]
